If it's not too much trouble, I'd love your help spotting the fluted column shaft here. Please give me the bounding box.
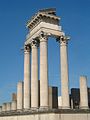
[17,81,23,110]
[2,103,6,112]
[80,76,88,109]
[31,41,38,108]
[12,93,17,101]
[11,101,17,111]
[40,34,49,108]
[24,46,31,109]
[60,36,70,109]
[6,102,11,111]
[0,106,2,112]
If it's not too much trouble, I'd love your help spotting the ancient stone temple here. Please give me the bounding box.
[24,8,69,110]
[0,8,90,120]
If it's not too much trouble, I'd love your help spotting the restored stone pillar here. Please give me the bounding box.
[11,101,17,111]
[12,93,17,101]
[2,103,6,112]
[31,40,38,108]
[0,106,2,112]
[59,35,70,109]
[24,45,31,109]
[6,102,11,111]
[71,98,73,109]
[40,33,49,108]
[17,81,24,110]
[80,76,88,109]
[49,87,58,109]
[58,96,62,109]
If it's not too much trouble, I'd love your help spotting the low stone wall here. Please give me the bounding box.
[0,109,90,120]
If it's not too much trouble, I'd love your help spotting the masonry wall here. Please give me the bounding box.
[0,112,90,120]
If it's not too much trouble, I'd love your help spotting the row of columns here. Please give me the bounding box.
[16,76,89,110]
[58,76,89,109]
[1,99,17,112]
[0,35,89,112]
[0,71,88,112]
[23,33,70,109]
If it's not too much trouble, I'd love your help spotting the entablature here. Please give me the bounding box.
[26,9,60,30]
[25,28,64,46]
[25,8,65,46]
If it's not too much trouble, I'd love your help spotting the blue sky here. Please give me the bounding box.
[0,0,90,104]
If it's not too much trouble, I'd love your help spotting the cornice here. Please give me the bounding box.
[26,12,60,29]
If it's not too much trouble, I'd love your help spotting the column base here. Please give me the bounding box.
[80,106,89,109]
[31,107,39,110]
[58,106,62,109]
[17,109,23,112]
[61,106,70,109]
[39,106,49,111]
[23,108,31,112]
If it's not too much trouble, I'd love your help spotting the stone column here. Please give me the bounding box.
[24,45,31,109]
[59,35,70,109]
[6,102,11,111]
[0,106,2,112]
[11,101,17,111]
[71,98,73,109]
[17,81,24,110]
[2,103,6,112]
[80,76,88,109]
[58,96,62,109]
[40,33,49,108]
[31,40,38,108]
[12,93,17,101]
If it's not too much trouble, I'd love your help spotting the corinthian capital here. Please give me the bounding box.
[59,35,70,46]
[31,39,39,48]
[24,45,30,52]
[39,31,48,42]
